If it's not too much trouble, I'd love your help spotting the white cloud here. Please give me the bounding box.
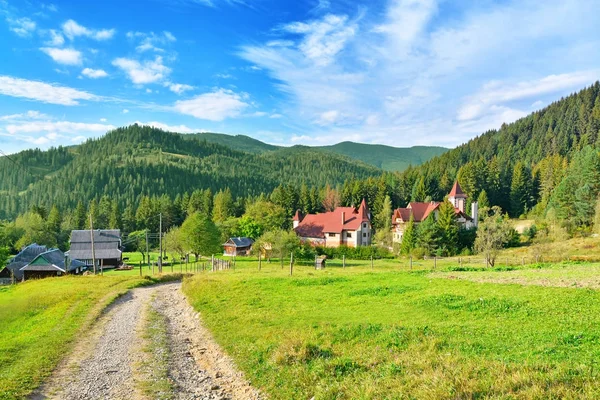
[112,56,171,84]
[81,68,108,79]
[173,89,249,121]
[62,19,115,41]
[46,29,65,46]
[216,73,234,79]
[0,75,97,105]
[133,121,204,134]
[7,17,36,37]
[5,120,113,135]
[269,113,283,119]
[127,31,176,52]
[40,47,82,65]
[238,0,600,147]
[122,109,129,114]
[457,71,600,121]
[281,14,358,67]
[100,118,107,122]
[166,82,194,94]
[0,110,50,121]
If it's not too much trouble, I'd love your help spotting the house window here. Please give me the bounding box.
[328,233,336,237]
[363,233,367,238]
[347,232,352,238]
[363,223,367,228]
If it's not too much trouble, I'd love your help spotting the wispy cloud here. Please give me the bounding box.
[165,82,194,94]
[173,89,249,121]
[62,19,115,41]
[112,56,171,84]
[7,17,36,37]
[238,0,600,146]
[0,75,97,105]
[127,31,176,52]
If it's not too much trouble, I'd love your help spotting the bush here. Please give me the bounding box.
[294,242,317,261]
[315,245,393,260]
[410,247,427,260]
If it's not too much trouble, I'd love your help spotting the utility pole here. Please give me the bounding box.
[90,214,97,275]
[145,229,150,271]
[159,213,163,273]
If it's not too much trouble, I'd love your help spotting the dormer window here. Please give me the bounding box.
[363,223,367,228]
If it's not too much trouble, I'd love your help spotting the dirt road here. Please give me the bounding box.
[37,282,262,400]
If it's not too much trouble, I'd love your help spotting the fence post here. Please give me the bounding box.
[434,256,437,270]
[290,252,294,276]
[343,255,346,268]
[371,255,374,269]
[410,256,413,270]
[259,253,262,271]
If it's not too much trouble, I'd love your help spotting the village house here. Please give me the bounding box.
[0,243,48,284]
[67,229,123,269]
[223,237,254,256]
[293,199,372,247]
[20,248,86,280]
[392,181,478,244]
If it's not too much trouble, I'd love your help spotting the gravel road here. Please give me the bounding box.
[38,282,262,400]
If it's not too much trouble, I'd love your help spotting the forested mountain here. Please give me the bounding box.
[320,142,447,171]
[193,132,447,171]
[190,133,278,154]
[400,81,600,233]
[0,125,381,219]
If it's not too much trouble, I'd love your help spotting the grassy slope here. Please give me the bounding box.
[0,275,177,399]
[182,261,600,399]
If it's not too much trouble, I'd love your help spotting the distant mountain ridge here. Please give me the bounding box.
[191,133,448,171]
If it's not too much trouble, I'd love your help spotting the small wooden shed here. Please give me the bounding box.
[223,237,254,256]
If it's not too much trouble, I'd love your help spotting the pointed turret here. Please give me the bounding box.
[292,210,304,229]
[448,181,467,212]
[357,198,370,222]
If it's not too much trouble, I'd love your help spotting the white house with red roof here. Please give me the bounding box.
[391,181,478,244]
[293,199,372,247]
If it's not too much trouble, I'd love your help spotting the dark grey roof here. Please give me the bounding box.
[68,229,122,260]
[70,229,121,244]
[224,237,254,248]
[20,249,85,272]
[3,243,48,280]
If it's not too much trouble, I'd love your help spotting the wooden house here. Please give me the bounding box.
[223,237,254,256]
[0,243,48,284]
[67,229,122,268]
[20,249,86,280]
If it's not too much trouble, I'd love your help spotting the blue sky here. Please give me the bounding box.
[1,0,599,154]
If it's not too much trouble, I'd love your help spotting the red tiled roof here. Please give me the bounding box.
[393,201,473,225]
[294,200,370,238]
[449,181,467,198]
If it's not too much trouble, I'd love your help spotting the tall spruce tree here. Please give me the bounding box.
[400,213,416,255]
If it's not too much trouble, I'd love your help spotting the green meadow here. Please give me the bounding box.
[183,261,600,399]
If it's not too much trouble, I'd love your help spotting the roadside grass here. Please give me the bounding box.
[0,274,182,399]
[135,297,173,399]
[182,262,600,399]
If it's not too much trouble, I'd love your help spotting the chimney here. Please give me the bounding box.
[471,202,479,227]
[341,211,345,225]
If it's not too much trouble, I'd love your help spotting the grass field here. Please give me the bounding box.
[182,261,600,399]
[0,274,179,399]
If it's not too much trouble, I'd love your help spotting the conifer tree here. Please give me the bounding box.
[417,214,440,255]
[400,213,416,255]
[411,176,427,202]
[437,200,458,256]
